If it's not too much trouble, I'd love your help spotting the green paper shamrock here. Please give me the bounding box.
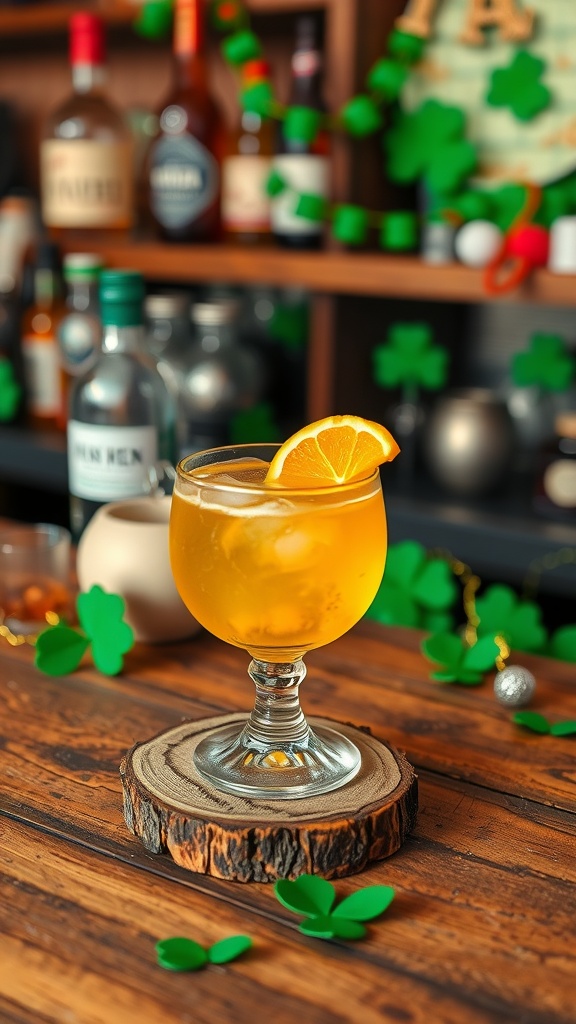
[385,100,477,196]
[133,0,173,39]
[422,632,500,685]
[222,29,261,66]
[294,193,328,223]
[340,95,383,138]
[332,205,369,246]
[366,540,457,630]
[513,711,550,734]
[230,402,280,444]
[367,58,408,101]
[35,585,134,677]
[387,28,426,64]
[0,358,22,422]
[487,50,551,122]
[549,625,576,663]
[511,333,574,393]
[265,168,287,197]
[475,584,548,653]
[156,935,252,971]
[550,721,576,736]
[274,874,395,941]
[373,323,448,391]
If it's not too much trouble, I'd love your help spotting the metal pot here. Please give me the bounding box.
[423,388,515,497]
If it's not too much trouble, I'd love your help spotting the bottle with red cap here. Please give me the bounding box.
[40,12,134,237]
[221,60,274,246]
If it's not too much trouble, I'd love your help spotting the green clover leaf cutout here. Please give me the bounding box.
[373,323,449,392]
[155,935,252,971]
[487,50,551,122]
[421,632,500,685]
[549,625,576,663]
[511,333,575,392]
[35,623,90,677]
[475,584,548,654]
[385,99,477,195]
[274,875,395,941]
[77,585,135,675]
[0,358,22,422]
[366,540,458,630]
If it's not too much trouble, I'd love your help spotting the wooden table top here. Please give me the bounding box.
[1,619,575,1024]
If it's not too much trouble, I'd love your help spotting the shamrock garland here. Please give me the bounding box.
[34,584,134,677]
[274,874,395,941]
[0,358,22,423]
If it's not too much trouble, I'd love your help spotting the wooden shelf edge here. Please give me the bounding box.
[63,240,576,305]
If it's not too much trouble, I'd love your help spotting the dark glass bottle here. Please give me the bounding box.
[20,241,67,432]
[271,15,329,250]
[145,0,225,242]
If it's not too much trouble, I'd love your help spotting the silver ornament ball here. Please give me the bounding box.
[493,666,536,708]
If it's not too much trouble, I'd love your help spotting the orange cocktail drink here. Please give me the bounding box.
[170,454,386,663]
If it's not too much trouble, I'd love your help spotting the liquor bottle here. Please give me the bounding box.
[58,253,103,422]
[40,12,134,238]
[271,15,329,250]
[222,60,274,246]
[179,296,267,456]
[21,241,67,432]
[67,270,177,539]
[145,0,225,242]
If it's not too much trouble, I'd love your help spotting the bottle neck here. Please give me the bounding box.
[102,323,143,354]
[34,269,58,308]
[289,49,323,107]
[173,0,206,90]
[67,279,98,312]
[72,62,106,94]
[196,323,234,351]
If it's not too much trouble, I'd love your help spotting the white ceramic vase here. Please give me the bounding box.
[76,496,201,644]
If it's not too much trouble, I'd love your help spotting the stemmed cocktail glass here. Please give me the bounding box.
[169,433,392,800]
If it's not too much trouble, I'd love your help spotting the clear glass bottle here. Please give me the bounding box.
[58,253,103,415]
[40,12,134,239]
[179,297,267,456]
[21,241,67,432]
[144,290,192,452]
[271,15,329,250]
[67,270,177,539]
[145,0,225,242]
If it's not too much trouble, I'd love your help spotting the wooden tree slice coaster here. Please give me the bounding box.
[120,713,418,883]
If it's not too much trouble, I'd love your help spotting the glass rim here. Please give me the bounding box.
[176,443,381,496]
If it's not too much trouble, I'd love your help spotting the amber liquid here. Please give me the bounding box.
[170,458,387,662]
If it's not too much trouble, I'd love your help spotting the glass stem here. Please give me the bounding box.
[240,659,312,752]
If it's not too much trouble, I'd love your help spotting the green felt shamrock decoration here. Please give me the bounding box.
[366,540,457,631]
[385,100,477,196]
[511,333,575,393]
[475,584,548,654]
[487,50,551,122]
[513,712,576,736]
[156,935,252,971]
[133,0,173,39]
[373,323,449,392]
[0,358,22,422]
[421,632,500,685]
[35,585,134,677]
[549,625,576,663]
[274,874,395,941]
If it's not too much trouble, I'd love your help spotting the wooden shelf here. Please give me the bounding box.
[63,239,576,305]
[0,0,333,38]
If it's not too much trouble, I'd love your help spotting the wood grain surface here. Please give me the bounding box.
[1,622,575,1023]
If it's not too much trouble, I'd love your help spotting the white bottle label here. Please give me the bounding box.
[21,335,61,415]
[67,422,158,501]
[222,155,272,231]
[41,139,134,228]
[270,154,329,236]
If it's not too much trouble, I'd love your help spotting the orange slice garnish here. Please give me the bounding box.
[265,414,400,488]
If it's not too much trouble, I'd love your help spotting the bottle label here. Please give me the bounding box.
[222,155,271,231]
[67,421,158,500]
[41,140,134,228]
[21,335,61,415]
[543,459,576,508]
[270,154,328,236]
[58,313,100,375]
[148,132,219,230]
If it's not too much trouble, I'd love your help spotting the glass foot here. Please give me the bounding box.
[193,658,361,798]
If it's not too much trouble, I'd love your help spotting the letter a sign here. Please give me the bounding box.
[395,0,534,45]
